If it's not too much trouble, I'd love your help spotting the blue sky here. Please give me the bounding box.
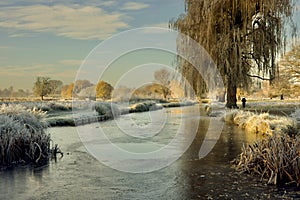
[0,0,299,90]
[0,0,184,89]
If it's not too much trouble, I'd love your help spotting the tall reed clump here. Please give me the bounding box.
[0,104,51,166]
[229,109,300,185]
[233,132,300,186]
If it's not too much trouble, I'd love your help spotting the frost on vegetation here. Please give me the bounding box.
[33,102,72,112]
[129,101,162,113]
[94,102,121,118]
[1,101,72,112]
[233,133,300,185]
[233,110,300,186]
[224,110,296,135]
[0,104,51,166]
[291,109,300,124]
[0,104,47,123]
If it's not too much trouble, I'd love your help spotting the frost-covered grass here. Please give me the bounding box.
[233,133,300,185]
[94,102,121,118]
[129,101,162,113]
[0,101,72,112]
[0,100,198,127]
[229,108,300,186]
[291,109,300,125]
[0,104,51,167]
[225,110,296,135]
[47,100,197,126]
[242,100,300,116]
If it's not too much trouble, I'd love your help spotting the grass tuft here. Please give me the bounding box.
[0,104,53,167]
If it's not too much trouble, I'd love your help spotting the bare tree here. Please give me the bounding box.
[74,80,93,94]
[48,79,63,96]
[154,68,172,99]
[268,44,300,98]
[280,44,300,83]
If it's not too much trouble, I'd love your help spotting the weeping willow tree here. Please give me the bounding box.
[170,0,296,108]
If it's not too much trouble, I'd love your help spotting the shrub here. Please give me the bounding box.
[0,104,51,166]
[94,102,120,118]
[47,102,72,111]
[129,102,162,113]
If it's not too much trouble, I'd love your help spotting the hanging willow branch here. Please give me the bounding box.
[246,74,274,81]
[170,0,296,106]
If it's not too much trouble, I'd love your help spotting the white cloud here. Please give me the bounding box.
[0,5,128,40]
[99,1,116,7]
[9,32,34,38]
[121,2,149,11]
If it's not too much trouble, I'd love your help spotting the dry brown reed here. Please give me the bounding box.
[233,132,300,185]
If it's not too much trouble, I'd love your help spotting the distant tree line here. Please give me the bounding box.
[33,76,114,100]
[0,86,31,98]
[2,68,177,101]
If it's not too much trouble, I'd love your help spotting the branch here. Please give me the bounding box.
[246,74,274,81]
[292,70,300,75]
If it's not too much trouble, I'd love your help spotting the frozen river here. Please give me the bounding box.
[1,105,298,199]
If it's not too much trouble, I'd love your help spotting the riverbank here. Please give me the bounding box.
[2,106,299,199]
[222,104,300,186]
[2,100,300,197]
[46,100,198,127]
[239,99,300,116]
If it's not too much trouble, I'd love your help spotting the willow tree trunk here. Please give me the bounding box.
[226,78,237,108]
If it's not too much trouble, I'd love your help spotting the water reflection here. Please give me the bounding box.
[0,165,49,199]
[0,106,288,199]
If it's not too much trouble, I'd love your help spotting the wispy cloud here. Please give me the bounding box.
[59,59,83,66]
[99,1,116,7]
[9,32,35,38]
[0,63,77,81]
[0,0,117,8]
[0,46,12,49]
[0,64,56,74]
[121,2,149,11]
[0,5,128,40]
[52,70,77,79]
[0,64,78,89]
[147,22,169,28]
